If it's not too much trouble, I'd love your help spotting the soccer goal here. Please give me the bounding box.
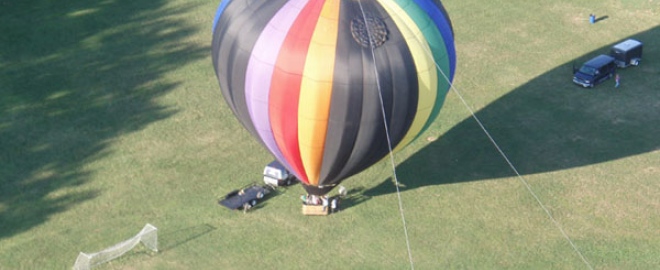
[73,223,158,270]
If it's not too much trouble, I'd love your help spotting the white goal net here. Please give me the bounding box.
[73,223,158,270]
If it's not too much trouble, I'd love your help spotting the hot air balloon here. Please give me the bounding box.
[211,0,456,196]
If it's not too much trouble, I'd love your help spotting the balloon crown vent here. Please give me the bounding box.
[350,14,388,48]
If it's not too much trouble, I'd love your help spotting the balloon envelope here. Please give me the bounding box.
[212,0,456,195]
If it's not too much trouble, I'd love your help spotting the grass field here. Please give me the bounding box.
[1,0,659,269]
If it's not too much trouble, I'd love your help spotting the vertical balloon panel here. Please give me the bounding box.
[212,0,456,196]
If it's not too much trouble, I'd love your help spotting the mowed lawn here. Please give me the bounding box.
[1,0,658,269]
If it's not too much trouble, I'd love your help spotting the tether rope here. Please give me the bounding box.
[358,2,593,270]
[356,1,415,269]
[440,76,594,270]
[429,41,595,270]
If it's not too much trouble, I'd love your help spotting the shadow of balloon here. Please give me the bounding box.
[363,25,660,198]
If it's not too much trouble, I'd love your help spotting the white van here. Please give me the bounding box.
[263,160,297,187]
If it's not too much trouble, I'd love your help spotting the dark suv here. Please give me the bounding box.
[573,54,617,88]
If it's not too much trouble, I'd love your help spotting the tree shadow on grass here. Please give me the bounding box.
[365,26,660,198]
[0,1,208,239]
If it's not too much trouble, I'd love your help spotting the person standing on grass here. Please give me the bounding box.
[615,73,620,88]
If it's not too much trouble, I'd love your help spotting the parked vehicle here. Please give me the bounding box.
[263,160,297,187]
[219,183,272,211]
[572,54,617,88]
[610,39,643,68]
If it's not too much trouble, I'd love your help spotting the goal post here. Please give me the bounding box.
[73,223,158,270]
